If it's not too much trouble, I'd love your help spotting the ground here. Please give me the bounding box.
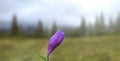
[0,34,120,61]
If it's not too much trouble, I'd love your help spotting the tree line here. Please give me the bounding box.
[66,13,120,37]
[0,13,120,38]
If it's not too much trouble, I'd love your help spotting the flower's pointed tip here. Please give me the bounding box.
[57,29,62,32]
[57,29,65,35]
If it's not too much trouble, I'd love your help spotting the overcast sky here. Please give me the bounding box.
[0,0,120,26]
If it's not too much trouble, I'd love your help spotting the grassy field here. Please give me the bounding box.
[0,34,120,61]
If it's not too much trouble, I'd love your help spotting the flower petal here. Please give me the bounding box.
[47,29,65,57]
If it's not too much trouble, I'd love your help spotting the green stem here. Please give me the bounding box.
[38,54,47,61]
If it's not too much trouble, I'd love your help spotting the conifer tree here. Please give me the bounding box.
[35,20,44,37]
[94,13,105,36]
[11,14,22,36]
[115,12,120,32]
[108,16,114,32]
[79,16,86,36]
[51,20,57,35]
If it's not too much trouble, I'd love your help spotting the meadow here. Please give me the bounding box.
[0,33,120,61]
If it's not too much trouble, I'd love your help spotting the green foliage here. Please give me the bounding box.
[108,17,114,32]
[38,54,47,61]
[11,14,23,36]
[51,21,57,35]
[34,20,44,38]
[94,13,105,36]
[115,12,120,31]
[79,16,86,36]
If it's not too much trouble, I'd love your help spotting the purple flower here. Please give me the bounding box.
[47,29,65,60]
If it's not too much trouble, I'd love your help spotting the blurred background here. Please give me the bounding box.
[0,0,120,61]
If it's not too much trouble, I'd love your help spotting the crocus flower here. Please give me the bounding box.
[47,29,65,60]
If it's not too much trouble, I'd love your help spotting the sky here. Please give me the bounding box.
[0,0,120,27]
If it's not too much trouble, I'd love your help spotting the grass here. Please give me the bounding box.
[0,34,120,61]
